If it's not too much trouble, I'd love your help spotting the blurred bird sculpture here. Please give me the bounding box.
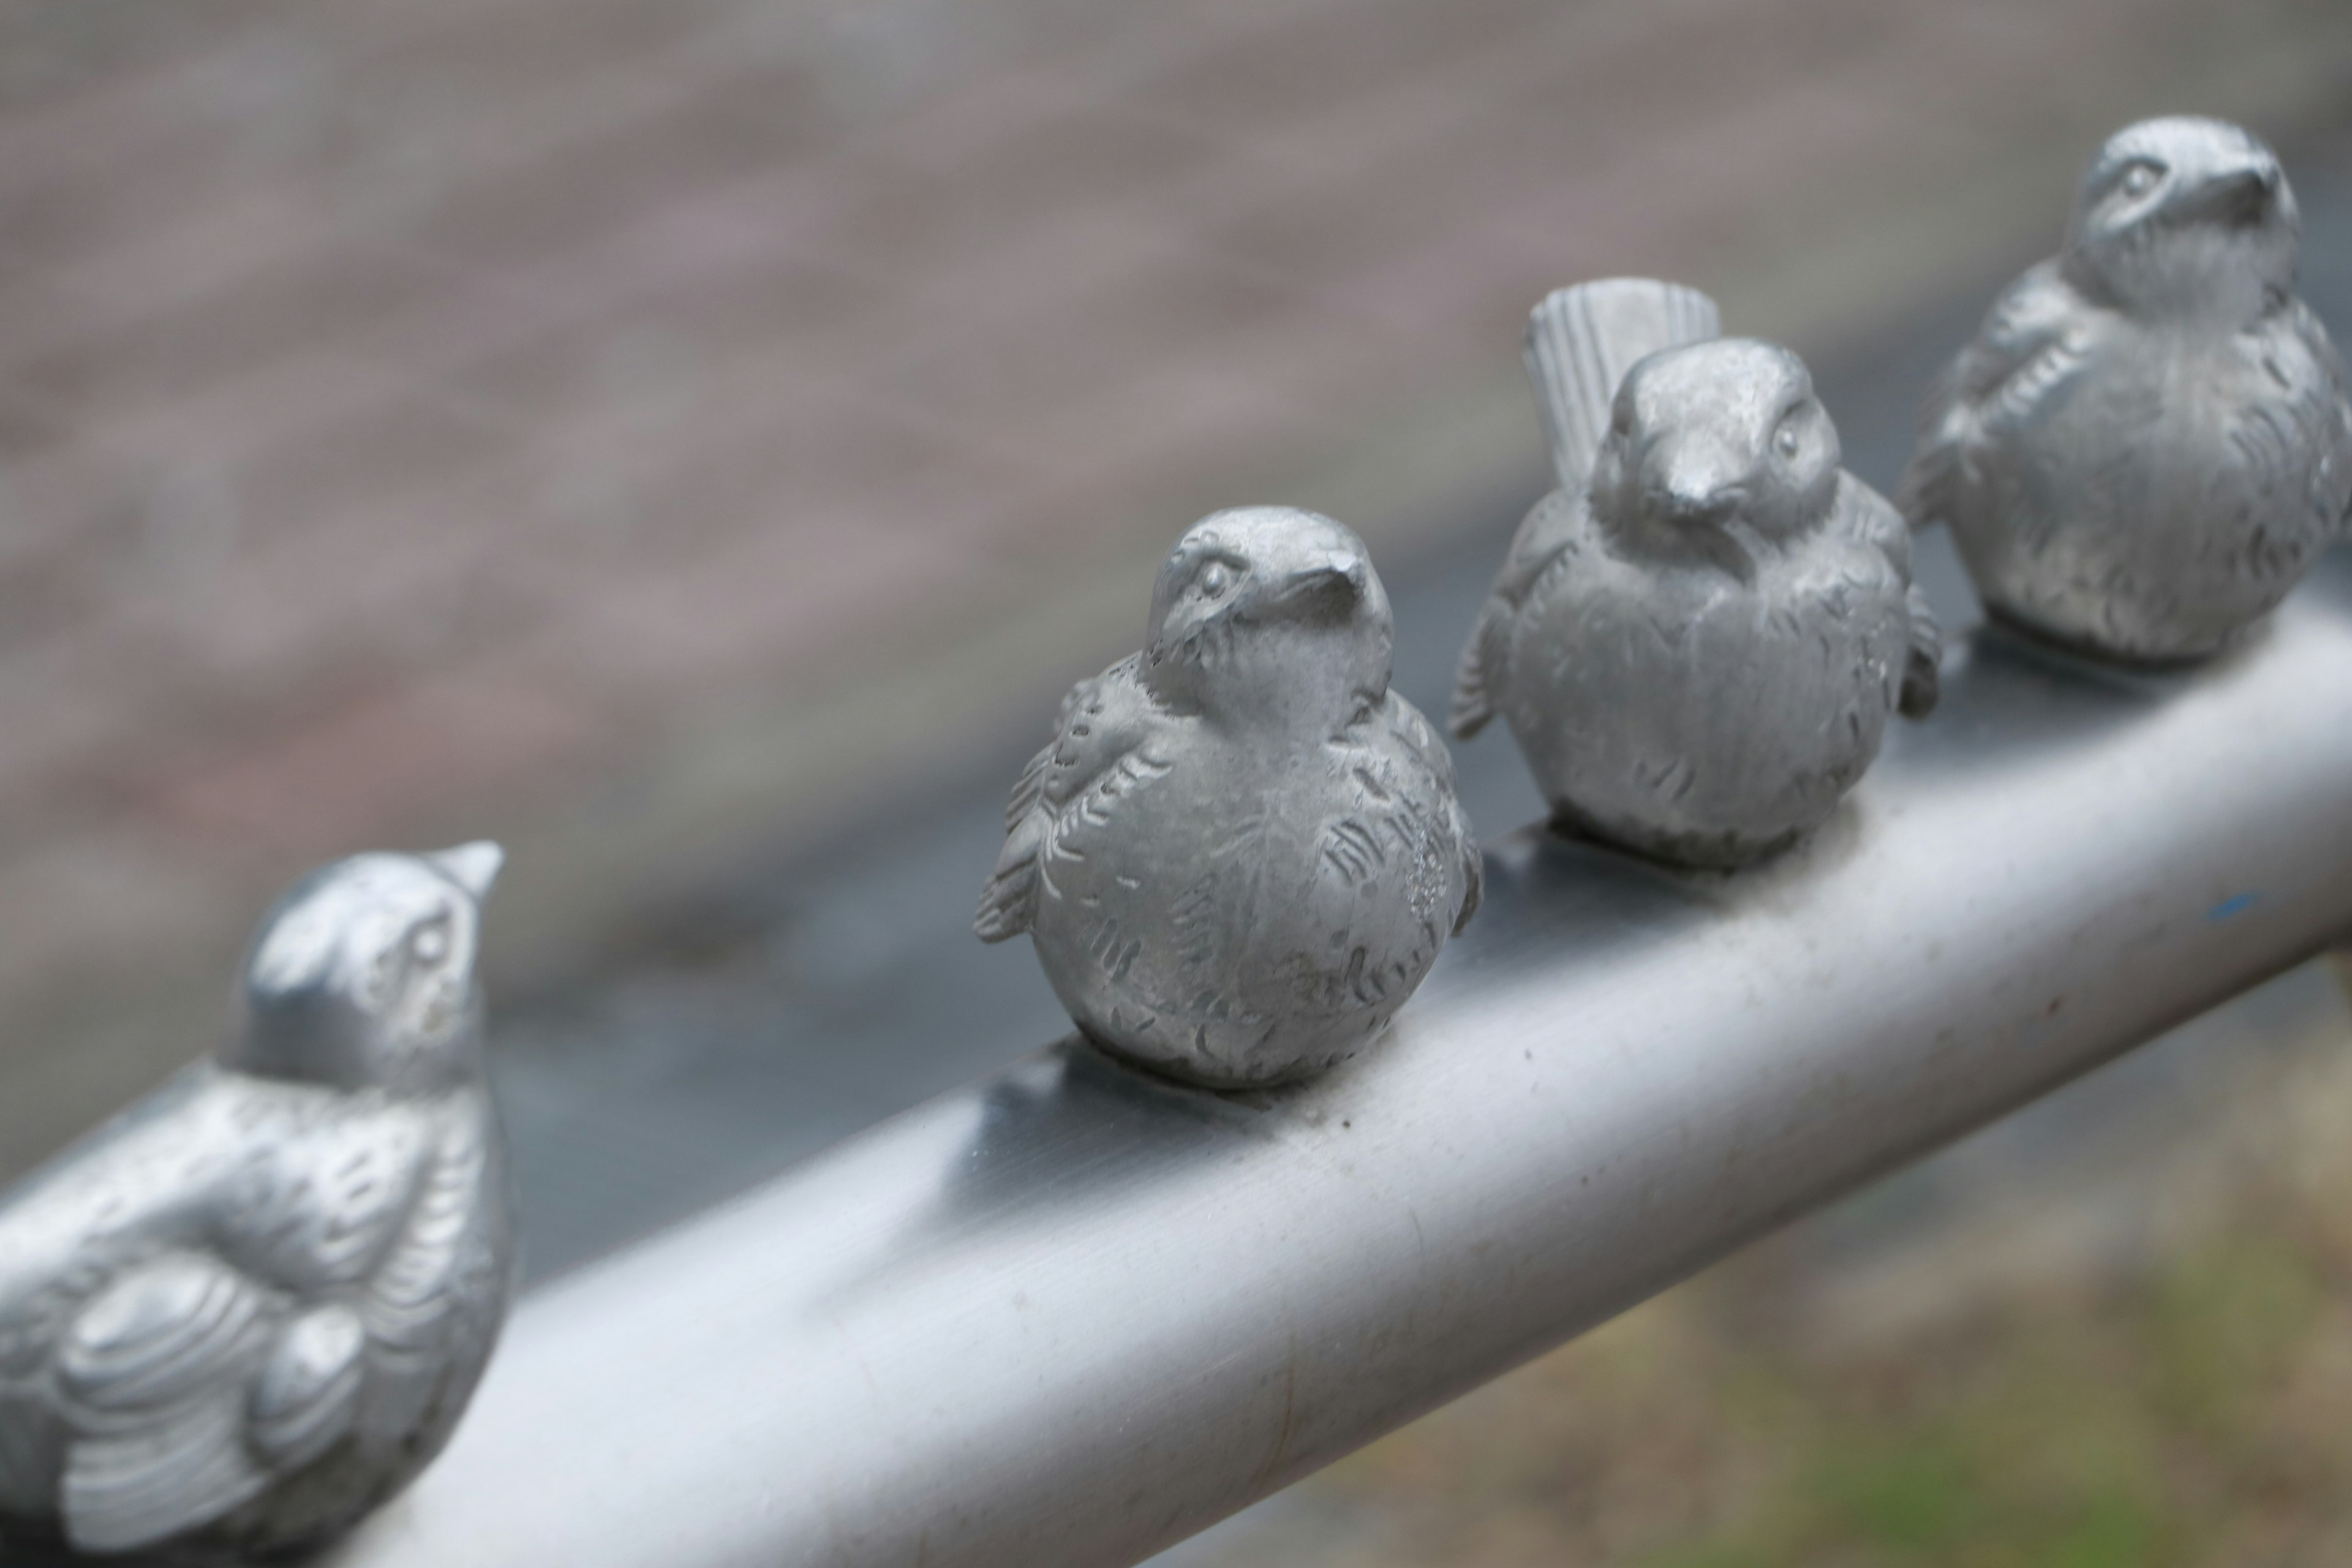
[1454,278,1939,869]
[1900,115,2352,661]
[976,507,1480,1088]
[0,845,513,1561]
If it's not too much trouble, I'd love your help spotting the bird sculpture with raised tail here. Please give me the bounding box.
[976,507,1480,1088]
[1453,277,1940,869]
[1899,115,2352,661]
[0,844,513,1561]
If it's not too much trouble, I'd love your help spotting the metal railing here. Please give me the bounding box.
[320,553,2352,1568]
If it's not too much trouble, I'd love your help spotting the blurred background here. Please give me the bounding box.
[0,0,2348,1561]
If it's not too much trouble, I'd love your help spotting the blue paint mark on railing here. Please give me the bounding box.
[2209,892,2260,922]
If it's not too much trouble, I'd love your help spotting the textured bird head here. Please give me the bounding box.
[2062,116,2297,322]
[1144,507,1393,733]
[1587,337,1840,572]
[225,843,502,1095]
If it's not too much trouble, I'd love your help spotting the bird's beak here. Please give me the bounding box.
[2177,161,2279,226]
[1267,557,1365,616]
[1660,483,1736,524]
[428,841,505,900]
[1644,436,1746,527]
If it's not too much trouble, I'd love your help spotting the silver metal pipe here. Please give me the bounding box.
[326,555,2352,1568]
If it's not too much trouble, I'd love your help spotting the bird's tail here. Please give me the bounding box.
[1525,278,1721,494]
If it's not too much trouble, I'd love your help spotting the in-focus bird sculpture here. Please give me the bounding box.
[976,507,1480,1088]
[0,845,513,1562]
[1899,115,2352,661]
[1453,277,1940,869]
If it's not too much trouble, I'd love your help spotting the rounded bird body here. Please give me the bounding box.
[979,508,1479,1088]
[1457,287,1938,870]
[0,845,511,1561]
[1902,117,2352,661]
[1491,473,1915,867]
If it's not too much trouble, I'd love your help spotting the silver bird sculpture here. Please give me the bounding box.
[976,507,1480,1088]
[1453,278,1940,869]
[0,844,513,1561]
[1899,115,2352,661]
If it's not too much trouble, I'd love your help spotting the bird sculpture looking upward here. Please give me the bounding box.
[1899,115,2352,660]
[976,507,1480,1088]
[1453,277,1940,870]
[0,844,513,1562]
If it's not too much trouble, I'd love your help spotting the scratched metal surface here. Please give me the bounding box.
[322,521,2352,1568]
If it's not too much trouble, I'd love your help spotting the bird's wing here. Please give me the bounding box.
[1450,490,1586,739]
[0,1071,237,1526]
[2264,297,2352,539]
[1896,260,2087,530]
[1525,277,1721,492]
[975,655,1170,942]
[364,1109,501,1358]
[973,749,1058,943]
[246,1305,368,1474]
[52,1251,276,1553]
[1448,598,1511,741]
[41,1095,453,1553]
[359,1106,508,1444]
[1316,696,1483,1008]
[1836,473,1942,717]
[1382,693,1482,933]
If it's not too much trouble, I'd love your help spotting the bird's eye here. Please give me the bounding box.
[1774,424,1802,460]
[2120,161,2160,198]
[1199,564,1231,599]
[410,914,451,967]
